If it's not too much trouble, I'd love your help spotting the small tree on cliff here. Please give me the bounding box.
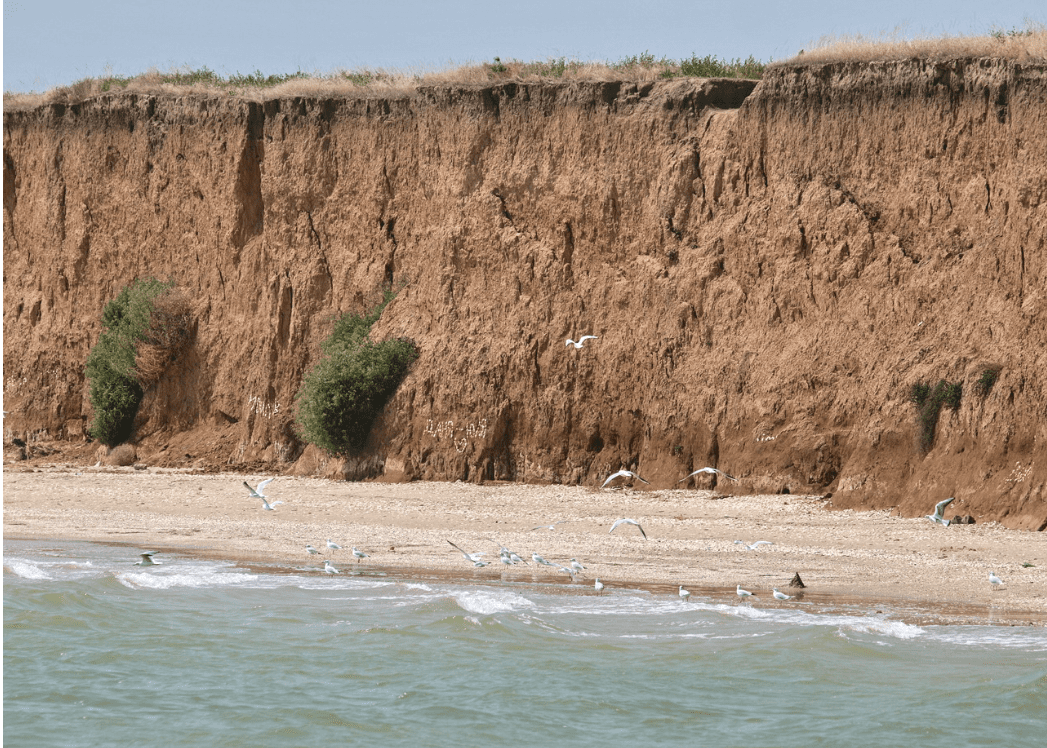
[85,278,192,446]
[295,290,418,456]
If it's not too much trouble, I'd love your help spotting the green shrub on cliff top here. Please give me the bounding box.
[85,278,174,446]
[295,290,418,456]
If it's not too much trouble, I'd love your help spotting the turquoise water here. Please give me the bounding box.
[5,539,1046,747]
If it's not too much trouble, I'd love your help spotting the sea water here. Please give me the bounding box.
[5,538,1046,747]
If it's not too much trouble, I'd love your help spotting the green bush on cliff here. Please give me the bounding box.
[295,290,418,456]
[84,278,175,446]
[909,378,962,453]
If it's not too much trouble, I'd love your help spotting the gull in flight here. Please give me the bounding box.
[679,585,691,601]
[326,539,342,551]
[602,469,650,488]
[134,551,160,566]
[734,540,774,551]
[532,553,557,567]
[532,520,567,531]
[448,540,485,564]
[773,588,793,600]
[565,335,598,349]
[989,572,1005,590]
[306,545,321,555]
[594,578,605,592]
[925,497,955,526]
[736,585,756,599]
[244,477,275,498]
[678,467,737,483]
[323,560,339,574]
[609,518,648,539]
[352,547,369,563]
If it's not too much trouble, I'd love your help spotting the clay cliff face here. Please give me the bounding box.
[4,62,1046,529]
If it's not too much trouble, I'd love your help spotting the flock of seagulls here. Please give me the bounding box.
[129,477,1012,599]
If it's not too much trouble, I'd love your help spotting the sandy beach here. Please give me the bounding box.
[4,464,1045,625]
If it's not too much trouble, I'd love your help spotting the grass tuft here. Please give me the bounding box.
[910,378,962,453]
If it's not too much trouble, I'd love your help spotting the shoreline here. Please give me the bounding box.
[5,464,1046,626]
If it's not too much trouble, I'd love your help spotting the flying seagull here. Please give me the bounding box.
[773,588,793,600]
[352,547,369,563]
[326,539,342,551]
[679,585,691,601]
[447,540,485,564]
[244,477,275,498]
[734,540,774,551]
[532,520,567,531]
[601,469,650,488]
[926,497,955,526]
[736,585,755,599]
[678,467,737,483]
[989,572,1005,589]
[609,518,648,539]
[134,551,160,566]
[565,335,598,349]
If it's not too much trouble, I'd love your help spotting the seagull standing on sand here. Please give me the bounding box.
[306,545,321,555]
[569,558,586,573]
[565,335,598,349]
[323,560,339,574]
[352,547,368,563]
[602,470,650,488]
[609,518,648,539]
[532,552,557,567]
[134,552,160,566]
[926,497,955,526]
[679,585,691,601]
[594,578,605,592]
[989,572,1005,590]
[773,588,793,600]
[327,539,342,551]
[737,585,755,599]
[678,467,737,483]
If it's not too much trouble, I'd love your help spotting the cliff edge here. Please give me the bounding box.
[4,64,1045,528]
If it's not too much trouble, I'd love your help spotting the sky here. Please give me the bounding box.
[3,0,1045,92]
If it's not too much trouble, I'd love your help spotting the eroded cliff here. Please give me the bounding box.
[4,62,1045,528]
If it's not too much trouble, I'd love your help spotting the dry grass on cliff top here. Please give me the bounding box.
[777,26,1047,66]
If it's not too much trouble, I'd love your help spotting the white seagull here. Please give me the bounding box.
[323,560,339,574]
[569,558,586,573]
[352,547,369,563]
[532,553,557,567]
[244,477,275,498]
[326,539,342,551]
[532,520,567,531]
[679,585,691,601]
[609,518,648,539]
[989,572,1005,589]
[736,585,756,599]
[134,551,160,566]
[306,545,321,555]
[601,469,650,488]
[678,467,737,483]
[565,335,598,349]
[925,497,955,526]
[447,540,485,564]
[734,540,774,551]
[594,578,605,592]
[773,588,793,600]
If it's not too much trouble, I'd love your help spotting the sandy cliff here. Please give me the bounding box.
[4,61,1045,528]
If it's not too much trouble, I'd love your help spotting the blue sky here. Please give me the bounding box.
[3,0,1044,92]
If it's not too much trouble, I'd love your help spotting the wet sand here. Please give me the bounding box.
[4,465,1046,625]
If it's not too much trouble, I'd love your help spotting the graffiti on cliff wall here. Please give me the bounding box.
[425,418,488,453]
